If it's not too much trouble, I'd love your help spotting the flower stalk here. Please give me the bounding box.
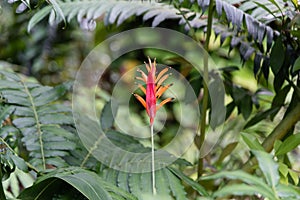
[133,57,173,195]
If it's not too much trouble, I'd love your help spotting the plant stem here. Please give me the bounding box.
[197,0,214,179]
[0,164,6,200]
[150,124,156,195]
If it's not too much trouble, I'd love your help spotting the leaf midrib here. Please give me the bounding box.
[21,78,45,171]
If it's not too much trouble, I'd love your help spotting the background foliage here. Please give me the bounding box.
[0,0,300,199]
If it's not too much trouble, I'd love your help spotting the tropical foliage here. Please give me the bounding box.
[0,0,299,199]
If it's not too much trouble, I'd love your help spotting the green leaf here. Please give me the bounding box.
[253,1,277,19]
[252,150,279,188]
[19,168,136,200]
[275,133,300,156]
[39,113,74,125]
[168,167,209,196]
[155,169,172,197]
[276,183,300,199]
[164,168,188,200]
[213,184,276,199]
[102,167,189,199]
[100,99,118,131]
[241,132,264,151]
[13,117,36,128]
[244,107,280,129]
[48,0,66,25]
[0,71,76,171]
[0,105,15,125]
[272,85,291,108]
[270,37,285,75]
[278,162,288,177]
[10,154,28,172]
[201,170,274,198]
[292,56,300,73]
[57,171,113,200]
[27,6,52,32]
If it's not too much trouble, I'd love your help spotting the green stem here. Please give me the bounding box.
[0,164,6,200]
[150,124,156,195]
[197,0,214,179]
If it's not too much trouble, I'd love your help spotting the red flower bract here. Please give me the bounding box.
[134,57,173,125]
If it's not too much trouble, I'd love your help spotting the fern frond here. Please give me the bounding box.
[28,0,181,32]
[0,71,76,171]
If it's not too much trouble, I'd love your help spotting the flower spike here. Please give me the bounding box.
[133,57,173,125]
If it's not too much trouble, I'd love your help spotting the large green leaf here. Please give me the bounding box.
[102,167,189,200]
[18,167,136,200]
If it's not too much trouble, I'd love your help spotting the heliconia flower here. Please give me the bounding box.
[133,57,173,125]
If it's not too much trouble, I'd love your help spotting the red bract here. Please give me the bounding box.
[134,57,173,125]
